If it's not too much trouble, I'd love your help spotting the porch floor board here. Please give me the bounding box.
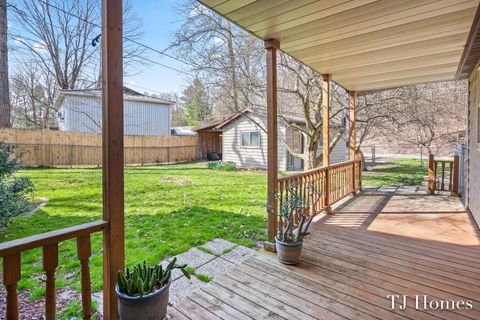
[172,191,480,320]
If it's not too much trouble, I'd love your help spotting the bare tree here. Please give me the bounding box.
[0,0,10,127]
[275,55,347,169]
[12,0,98,90]
[169,0,263,114]
[8,0,146,129]
[10,60,57,129]
[357,81,468,154]
[170,1,351,170]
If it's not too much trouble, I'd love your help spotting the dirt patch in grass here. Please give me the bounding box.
[160,177,194,186]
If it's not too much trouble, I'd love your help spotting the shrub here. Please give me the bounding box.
[207,161,236,171]
[0,144,34,229]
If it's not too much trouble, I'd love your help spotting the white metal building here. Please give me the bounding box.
[57,89,173,136]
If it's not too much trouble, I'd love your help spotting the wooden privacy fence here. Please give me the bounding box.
[277,160,362,230]
[428,154,459,196]
[0,129,198,166]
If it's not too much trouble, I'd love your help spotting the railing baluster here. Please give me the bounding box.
[43,243,58,320]
[77,235,92,320]
[3,253,21,320]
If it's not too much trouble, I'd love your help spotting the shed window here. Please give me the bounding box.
[241,131,260,147]
[293,131,303,153]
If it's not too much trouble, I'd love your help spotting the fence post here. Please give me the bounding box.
[371,146,376,165]
[452,155,459,197]
[428,154,434,194]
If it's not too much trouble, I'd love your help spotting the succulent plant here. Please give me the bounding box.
[116,258,191,297]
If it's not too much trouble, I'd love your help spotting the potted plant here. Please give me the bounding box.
[276,182,321,264]
[116,258,191,320]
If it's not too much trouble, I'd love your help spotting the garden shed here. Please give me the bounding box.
[57,88,174,136]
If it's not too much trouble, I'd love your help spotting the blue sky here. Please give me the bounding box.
[125,0,189,95]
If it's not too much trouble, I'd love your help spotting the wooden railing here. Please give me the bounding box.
[0,220,108,320]
[277,160,362,229]
[428,154,459,196]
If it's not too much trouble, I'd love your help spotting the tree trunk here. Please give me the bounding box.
[0,0,10,128]
[304,139,319,170]
[226,22,240,112]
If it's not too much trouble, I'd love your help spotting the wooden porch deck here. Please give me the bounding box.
[171,191,480,320]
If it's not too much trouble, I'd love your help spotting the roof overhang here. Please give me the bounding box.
[199,0,480,92]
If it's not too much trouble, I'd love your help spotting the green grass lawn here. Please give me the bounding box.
[0,163,267,308]
[362,157,428,187]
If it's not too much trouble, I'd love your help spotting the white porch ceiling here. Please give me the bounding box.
[199,0,480,92]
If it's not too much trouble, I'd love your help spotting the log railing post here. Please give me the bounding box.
[428,154,434,194]
[3,253,21,320]
[43,244,58,320]
[322,74,332,213]
[264,38,279,251]
[102,0,124,318]
[452,155,460,197]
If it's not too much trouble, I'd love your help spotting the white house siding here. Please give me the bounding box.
[330,137,349,164]
[467,67,480,226]
[59,95,171,136]
[222,113,348,171]
[222,114,286,170]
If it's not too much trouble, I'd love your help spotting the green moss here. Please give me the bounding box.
[195,273,212,283]
[197,246,214,255]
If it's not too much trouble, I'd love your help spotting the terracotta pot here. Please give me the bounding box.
[115,277,171,320]
[275,237,303,265]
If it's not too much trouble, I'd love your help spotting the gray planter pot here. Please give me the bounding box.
[115,277,171,320]
[275,237,303,265]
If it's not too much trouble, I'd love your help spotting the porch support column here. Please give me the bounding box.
[102,1,124,319]
[264,39,279,251]
[322,74,332,213]
[348,91,357,194]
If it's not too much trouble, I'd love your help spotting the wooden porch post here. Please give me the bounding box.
[322,74,332,213]
[348,90,357,194]
[264,39,279,251]
[428,154,434,194]
[452,155,460,196]
[102,0,124,319]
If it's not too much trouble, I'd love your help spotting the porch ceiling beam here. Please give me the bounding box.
[101,0,124,319]
[265,38,279,250]
[334,63,459,84]
[348,72,455,92]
